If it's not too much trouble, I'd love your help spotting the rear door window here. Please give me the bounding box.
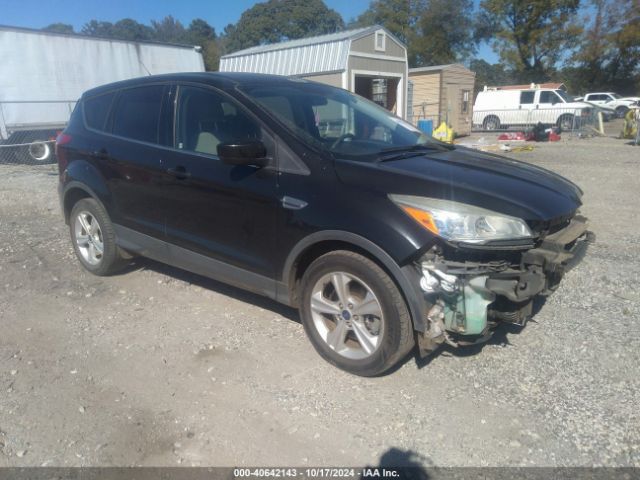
[84,92,116,131]
[112,85,165,144]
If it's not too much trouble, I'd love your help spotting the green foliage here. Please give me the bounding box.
[563,0,640,94]
[477,0,581,82]
[355,0,476,67]
[81,20,116,37]
[42,23,75,34]
[151,15,187,43]
[413,0,476,66]
[111,19,154,42]
[81,19,153,41]
[224,0,345,52]
[353,0,421,46]
[469,59,515,94]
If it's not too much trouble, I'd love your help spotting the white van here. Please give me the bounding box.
[473,86,592,131]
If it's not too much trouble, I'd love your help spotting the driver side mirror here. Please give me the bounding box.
[218,141,268,167]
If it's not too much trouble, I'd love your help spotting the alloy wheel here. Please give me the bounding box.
[74,211,104,265]
[309,272,384,360]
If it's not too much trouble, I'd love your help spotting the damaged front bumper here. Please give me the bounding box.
[417,215,594,355]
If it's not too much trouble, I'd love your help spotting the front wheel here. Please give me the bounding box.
[299,251,414,376]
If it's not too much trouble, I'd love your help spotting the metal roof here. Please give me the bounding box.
[409,63,471,74]
[0,24,201,50]
[219,25,401,77]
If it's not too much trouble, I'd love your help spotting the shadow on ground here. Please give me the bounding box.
[116,256,552,375]
[117,256,299,322]
[363,448,430,479]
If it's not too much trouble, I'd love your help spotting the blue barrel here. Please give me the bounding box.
[417,119,433,137]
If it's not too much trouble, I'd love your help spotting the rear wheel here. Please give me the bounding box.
[299,251,414,376]
[69,198,125,276]
[483,115,500,131]
[557,114,575,132]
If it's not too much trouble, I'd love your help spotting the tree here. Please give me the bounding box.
[43,23,74,34]
[563,0,640,94]
[81,18,153,41]
[478,0,582,82]
[111,19,154,42]
[188,19,217,43]
[224,0,344,52]
[354,0,422,47]
[355,0,476,67]
[81,20,115,37]
[151,15,187,43]
[187,19,220,71]
[412,0,476,65]
[469,59,515,94]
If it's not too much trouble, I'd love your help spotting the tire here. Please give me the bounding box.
[557,114,575,132]
[299,250,414,376]
[483,115,500,131]
[28,141,52,163]
[616,106,629,119]
[69,198,125,276]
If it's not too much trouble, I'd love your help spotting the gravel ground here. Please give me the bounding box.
[0,129,639,468]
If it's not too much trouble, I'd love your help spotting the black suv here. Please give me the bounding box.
[57,73,591,376]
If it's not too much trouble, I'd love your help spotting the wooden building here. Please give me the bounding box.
[408,64,476,136]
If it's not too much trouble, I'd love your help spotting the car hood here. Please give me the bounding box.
[334,146,583,223]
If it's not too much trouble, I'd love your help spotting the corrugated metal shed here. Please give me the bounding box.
[220,25,409,119]
[220,26,386,76]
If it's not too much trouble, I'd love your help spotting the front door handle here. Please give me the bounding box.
[167,166,191,180]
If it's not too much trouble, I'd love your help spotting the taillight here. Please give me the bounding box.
[55,133,72,175]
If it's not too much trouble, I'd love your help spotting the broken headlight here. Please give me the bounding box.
[389,194,533,244]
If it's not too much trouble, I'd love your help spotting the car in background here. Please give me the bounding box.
[473,86,592,131]
[57,73,591,376]
[576,92,640,118]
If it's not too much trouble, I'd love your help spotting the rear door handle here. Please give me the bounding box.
[167,166,191,180]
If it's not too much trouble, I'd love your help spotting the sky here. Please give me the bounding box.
[0,0,498,62]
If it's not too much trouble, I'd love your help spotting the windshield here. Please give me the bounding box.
[240,81,438,161]
[611,93,621,99]
[556,90,574,103]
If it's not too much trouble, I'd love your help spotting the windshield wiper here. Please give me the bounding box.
[376,143,453,162]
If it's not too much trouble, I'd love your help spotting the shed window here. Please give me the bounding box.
[375,31,386,51]
[461,90,470,114]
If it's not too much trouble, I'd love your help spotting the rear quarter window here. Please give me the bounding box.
[84,92,116,131]
[112,85,165,144]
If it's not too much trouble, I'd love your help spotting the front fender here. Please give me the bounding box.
[280,230,428,332]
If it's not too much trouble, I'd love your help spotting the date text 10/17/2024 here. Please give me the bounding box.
[233,468,402,478]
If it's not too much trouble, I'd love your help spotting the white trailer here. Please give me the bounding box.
[0,25,205,161]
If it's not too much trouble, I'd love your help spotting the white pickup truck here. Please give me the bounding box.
[577,92,640,118]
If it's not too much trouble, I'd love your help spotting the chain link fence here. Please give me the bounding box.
[0,100,76,166]
[471,107,607,135]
